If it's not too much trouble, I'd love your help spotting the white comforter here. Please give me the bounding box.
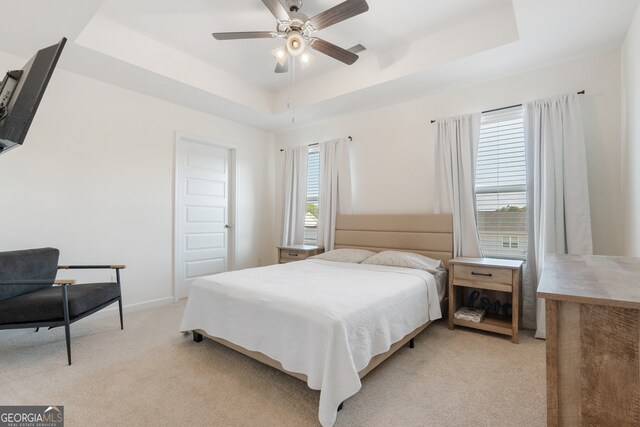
[180,259,442,427]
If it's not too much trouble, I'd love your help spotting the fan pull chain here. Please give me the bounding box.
[290,55,296,124]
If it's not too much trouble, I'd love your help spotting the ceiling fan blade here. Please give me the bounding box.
[309,0,369,31]
[309,38,359,65]
[262,0,290,21]
[212,31,276,40]
[347,44,367,54]
[275,61,289,73]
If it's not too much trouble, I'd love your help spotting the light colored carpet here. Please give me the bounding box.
[0,302,546,426]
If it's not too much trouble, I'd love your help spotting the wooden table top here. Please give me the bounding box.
[537,255,640,309]
[277,245,323,250]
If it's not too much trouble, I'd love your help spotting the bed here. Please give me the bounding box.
[180,214,453,427]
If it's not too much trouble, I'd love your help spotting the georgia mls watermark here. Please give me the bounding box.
[0,406,63,427]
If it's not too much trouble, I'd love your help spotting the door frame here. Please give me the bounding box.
[173,131,238,302]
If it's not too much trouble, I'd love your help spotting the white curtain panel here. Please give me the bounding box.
[281,146,308,246]
[434,114,483,258]
[318,138,353,250]
[524,94,593,338]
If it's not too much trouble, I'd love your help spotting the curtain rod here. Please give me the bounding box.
[429,90,585,124]
[279,136,352,152]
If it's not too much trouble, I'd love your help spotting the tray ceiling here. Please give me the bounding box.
[0,0,638,130]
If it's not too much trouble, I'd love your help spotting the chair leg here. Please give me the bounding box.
[118,298,124,330]
[35,327,39,332]
[409,338,415,348]
[64,322,72,366]
[62,285,72,366]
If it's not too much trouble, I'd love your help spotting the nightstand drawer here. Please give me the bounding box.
[277,245,323,263]
[280,249,310,261]
[454,264,513,285]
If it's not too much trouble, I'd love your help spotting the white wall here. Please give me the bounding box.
[621,4,640,256]
[275,49,623,256]
[0,50,276,311]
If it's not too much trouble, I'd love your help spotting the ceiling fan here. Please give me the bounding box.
[212,0,370,73]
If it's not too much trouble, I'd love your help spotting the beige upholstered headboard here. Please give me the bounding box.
[334,214,454,269]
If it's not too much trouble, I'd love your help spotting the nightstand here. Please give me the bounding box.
[448,257,523,343]
[277,245,324,263]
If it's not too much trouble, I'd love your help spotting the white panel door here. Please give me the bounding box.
[176,137,231,300]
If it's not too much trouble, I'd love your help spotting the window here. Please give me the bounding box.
[502,236,520,249]
[304,146,320,245]
[475,106,527,260]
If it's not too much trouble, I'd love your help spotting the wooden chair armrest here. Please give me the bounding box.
[58,265,126,270]
[54,279,76,285]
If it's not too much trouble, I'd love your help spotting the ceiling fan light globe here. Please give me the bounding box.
[299,50,315,69]
[271,46,289,66]
[286,33,306,56]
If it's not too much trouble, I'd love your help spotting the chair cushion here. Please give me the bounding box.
[0,248,59,301]
[0,282,120,325]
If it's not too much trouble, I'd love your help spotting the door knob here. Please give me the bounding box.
[224,224,232,229]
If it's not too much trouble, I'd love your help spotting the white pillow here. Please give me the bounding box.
[362,250,444,273]
[310,248,376,263]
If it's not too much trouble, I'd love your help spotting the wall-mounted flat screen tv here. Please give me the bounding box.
[0,38,66,155]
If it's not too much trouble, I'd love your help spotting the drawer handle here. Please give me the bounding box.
[288,252,299,257]
[471,272,492,277]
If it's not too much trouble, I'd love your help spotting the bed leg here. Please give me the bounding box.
[193,331,203,343]
[409,338,415,348]
[337,402,344,412]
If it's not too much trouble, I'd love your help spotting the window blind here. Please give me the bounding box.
[304,146,320,245]
[475,106,527,260]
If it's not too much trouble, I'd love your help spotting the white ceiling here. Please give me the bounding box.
[0,0,639,131]
[98,0,512,91]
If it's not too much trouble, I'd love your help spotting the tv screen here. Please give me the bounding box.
[0,38,66,155]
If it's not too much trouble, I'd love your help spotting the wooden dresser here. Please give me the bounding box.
[537,255,640,427]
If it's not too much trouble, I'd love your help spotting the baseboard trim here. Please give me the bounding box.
[89,296,175,320]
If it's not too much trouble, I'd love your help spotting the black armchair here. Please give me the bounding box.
[0,248,125,365]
